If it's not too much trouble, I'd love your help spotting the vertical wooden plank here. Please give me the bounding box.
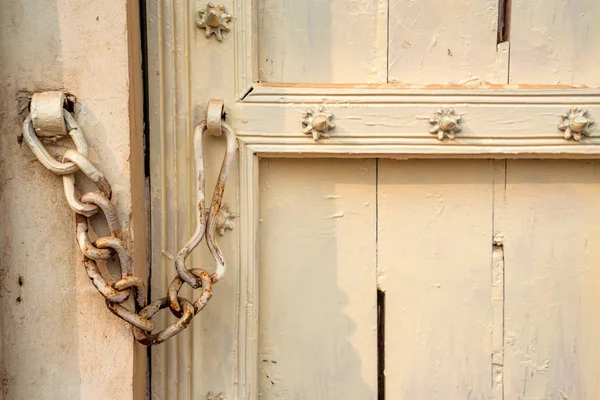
[379,159,494,399]
[491,160,507,400]
[504,160,600,399]
[257,0,388,83]
[125,0,148,397]
[387,0,501,84]
[236,144,260,399]
[258,158,377,399]
[509,0,600,85]
[148,1,239,398]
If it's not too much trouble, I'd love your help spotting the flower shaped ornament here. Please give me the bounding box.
[429,107,462,141]
[302,106,335,142]
[558,107,594,141]
[196,3,232,42]
[214,203,235,236]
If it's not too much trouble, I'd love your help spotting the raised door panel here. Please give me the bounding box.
[509,0,600,85]
[257,0,388,83]
[387,0,502,84]
[378,159,495,399]
[258,158,378,399]
[503,160,600,399]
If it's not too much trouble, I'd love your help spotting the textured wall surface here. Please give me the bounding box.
[0,1,145,399]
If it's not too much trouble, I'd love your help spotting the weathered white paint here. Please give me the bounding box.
[388,0,500,84]
[146,2,239,399]
[148,1,600,398]
[503,160,600,399]
[258,158,377,399]
[378,159,494,399]
[0,1,145,399]
[232,89,600,147]
[509,0,600,85]
[229,86,600,157]
[257,0,387,83]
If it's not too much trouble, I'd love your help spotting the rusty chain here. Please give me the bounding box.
[23,93,236,345]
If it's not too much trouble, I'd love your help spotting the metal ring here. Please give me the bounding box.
[83,258,129,304]
[168,268,213,318]
[105,299,155,332]
[95,236,132,277]
[206,99,224,137]
[22,111,89,175]
[23,116,79,175]
[63,174,100,217]
[132,297,195,345]
[75,215,113,260]
[63,112,89,156]
[80,192,121,237]
[63,150,112,199]
[113,276,148,310]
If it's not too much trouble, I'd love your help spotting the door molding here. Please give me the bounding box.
[235,127,600,398]
[233,89,600,157]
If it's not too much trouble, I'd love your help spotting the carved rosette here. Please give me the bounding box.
[196,3,232,42]
[214,203,235,236]
[429,107,462,141]
[302,105,335,142]
[558,107,594,141]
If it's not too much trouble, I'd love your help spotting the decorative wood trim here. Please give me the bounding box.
[428,107,462,141]
[301,105,335,141]
[242,85,600,103]
[234,0,256,100]
[196,3,232,42]
[236,142,259,400]
[229,89,600,153]
[234,131,600,398]
[236,137,600,157]
[558,107,595,141]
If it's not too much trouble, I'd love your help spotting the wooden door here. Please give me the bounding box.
[257,158,600,399]
[146,1,600,399]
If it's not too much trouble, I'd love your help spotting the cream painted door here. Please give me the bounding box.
[258,158,600,399]
[147,1,600,399]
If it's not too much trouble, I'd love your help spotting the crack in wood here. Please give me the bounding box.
[377,288,386,400]
[497,0,512,44]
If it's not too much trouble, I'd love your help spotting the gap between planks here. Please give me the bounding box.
[375,159,385,400]
[497,0,512,44]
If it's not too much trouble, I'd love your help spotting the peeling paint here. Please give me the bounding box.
[328,211,345,219]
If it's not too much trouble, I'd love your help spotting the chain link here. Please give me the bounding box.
[23,98,236,345]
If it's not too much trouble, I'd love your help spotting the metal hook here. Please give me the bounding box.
[175,100,237,289]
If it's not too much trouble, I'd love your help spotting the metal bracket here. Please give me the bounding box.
[30,91,68,138]
[207,98,225,137]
